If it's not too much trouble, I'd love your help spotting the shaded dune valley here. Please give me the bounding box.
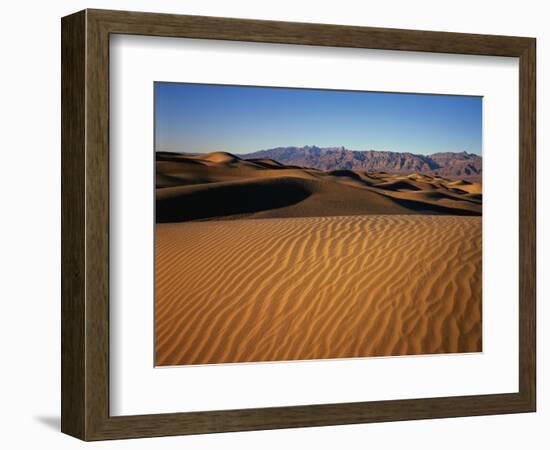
[155,151,482,366]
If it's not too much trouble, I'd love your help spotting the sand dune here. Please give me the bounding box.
[155,215,482,366]
[155,152,482,221]
[155,151,482,366]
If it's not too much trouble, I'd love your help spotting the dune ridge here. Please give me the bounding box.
[155,152,482,222]
[155,215,482,366]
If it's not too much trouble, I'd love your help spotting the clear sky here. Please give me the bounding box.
[155,82,482,155]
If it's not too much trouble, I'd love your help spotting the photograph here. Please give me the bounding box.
[154,82,483,367]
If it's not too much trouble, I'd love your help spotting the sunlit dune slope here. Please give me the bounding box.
[155,215,482,366]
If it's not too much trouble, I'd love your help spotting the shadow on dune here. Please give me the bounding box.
[156,177,312,223]
[374,180,422,191]
[388,196,481,216]
[328,169,364,180]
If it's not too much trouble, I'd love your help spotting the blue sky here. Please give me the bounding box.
[155,82,482,155]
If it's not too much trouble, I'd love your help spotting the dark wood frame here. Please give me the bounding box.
[61,9,536,441]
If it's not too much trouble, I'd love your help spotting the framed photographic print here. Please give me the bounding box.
[61,9,536,440]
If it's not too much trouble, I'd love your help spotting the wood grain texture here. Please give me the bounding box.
[61,10,86,439]
[518,39,536,409]
[89,8,532,56]
[61,8,536,441]
[85,9,111,439]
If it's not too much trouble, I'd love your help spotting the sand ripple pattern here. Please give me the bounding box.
[155,215,481,366]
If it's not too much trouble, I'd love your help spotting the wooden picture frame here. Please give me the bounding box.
[61,9,536,441]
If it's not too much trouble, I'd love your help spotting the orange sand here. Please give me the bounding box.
[155,215,482,366]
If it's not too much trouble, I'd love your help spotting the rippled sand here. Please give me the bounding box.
[155,215,482,366]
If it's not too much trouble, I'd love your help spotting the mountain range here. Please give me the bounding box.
[240,146,482,181]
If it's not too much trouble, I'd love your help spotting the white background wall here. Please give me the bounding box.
[0,1,547,448]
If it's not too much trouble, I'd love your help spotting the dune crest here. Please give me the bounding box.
[201,151,241,164]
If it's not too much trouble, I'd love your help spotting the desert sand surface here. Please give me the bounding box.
[155,152,482,366]
[155,215,481,366]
